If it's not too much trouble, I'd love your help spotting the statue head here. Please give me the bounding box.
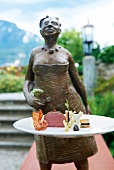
[39,16,61,38]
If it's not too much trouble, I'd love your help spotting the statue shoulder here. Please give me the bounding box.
[59,46,72,56]
[31,46,43,57]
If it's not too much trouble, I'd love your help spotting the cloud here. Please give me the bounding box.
[0,0,114,46]
[0,8,38,34]
[0,8,23,22]
[0,0,48,4]
[34,1,114,45]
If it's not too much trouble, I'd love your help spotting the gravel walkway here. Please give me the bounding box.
[0,148,29,170]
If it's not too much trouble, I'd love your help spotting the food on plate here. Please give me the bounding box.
[32,109,43,121]
[63,120,69,132]
[30,88,44,98]
[73,124,79,131]
[65,110,69,123]
[34,120,48,131]
[44,111,66,127]
[73,111,83,127]
[65,100,70,123]
[80,119,90,128]
[32,109,48,130]
[63,111,83,132]
[64,100,84,132]
[30,88,51,103]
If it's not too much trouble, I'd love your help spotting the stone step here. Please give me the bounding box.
[0,110,32,116]
[0,133,34,141]
[0,92,25,101]
[0,105,33,117]
[0,135,33,142]
[0,141,32,148]
[0,105,33,114]
[0,105,32,111]
[0,113,32,120]
[0,126,26,134]
[0,100,28,106]
[0,115,31,121]
[0,121,21,128]
[0,93,34,148]
[0,125,34,148]
[0,92,28,106]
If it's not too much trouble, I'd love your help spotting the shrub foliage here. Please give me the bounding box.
[98,45,114,63]
[0,72,24,93]
[88,92,114,156]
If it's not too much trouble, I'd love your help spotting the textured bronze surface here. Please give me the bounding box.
[23,16,98,168]
[34,135,97,164]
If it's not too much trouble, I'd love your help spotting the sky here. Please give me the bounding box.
[0,0,114,48]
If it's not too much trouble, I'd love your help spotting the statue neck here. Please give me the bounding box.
[43,34,59,49]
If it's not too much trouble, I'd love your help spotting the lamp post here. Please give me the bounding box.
[82,20,94,55]
[82,21,96,95]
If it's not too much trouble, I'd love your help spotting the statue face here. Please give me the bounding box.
[40,17,61,37]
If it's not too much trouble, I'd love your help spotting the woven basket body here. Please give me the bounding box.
[34,135,98,164]
[30,63,98,163]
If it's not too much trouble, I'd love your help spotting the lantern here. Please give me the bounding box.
[82,20,94,55]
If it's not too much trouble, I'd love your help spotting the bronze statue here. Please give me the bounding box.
[23,16,98,170]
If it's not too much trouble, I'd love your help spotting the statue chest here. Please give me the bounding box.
[33,51,68,65]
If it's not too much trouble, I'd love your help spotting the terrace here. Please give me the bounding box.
[21,135,114,170]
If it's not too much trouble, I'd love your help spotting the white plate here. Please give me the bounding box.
[13,115,114,138]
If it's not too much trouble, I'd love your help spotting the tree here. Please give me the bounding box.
[97,45,114,64]
[92,42,101,60]
[58,28,84,63]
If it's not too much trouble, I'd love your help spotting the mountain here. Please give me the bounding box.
[0,20,42,66]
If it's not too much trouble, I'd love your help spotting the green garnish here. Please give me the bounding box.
[30,88,43,98]
[65,99,69,111]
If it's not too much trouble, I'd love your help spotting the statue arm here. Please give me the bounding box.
[68,54,91,114]
[23,47,41,95]
[23,54,34,98]
[23,55,44,110]
[23,53,45,110]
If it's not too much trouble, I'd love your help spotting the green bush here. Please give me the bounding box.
[77,63,83,75]
[88,92,114,156]
[94,76,114,94]
[20,66,27,75]
[0,73,24,93]
[98,45,114,63]
[88,92,114,118]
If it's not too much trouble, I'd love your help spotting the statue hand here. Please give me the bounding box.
[26,94,45,110]
[45,96,51,103]
[85,104,91,114]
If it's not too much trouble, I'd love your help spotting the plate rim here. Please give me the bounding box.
[13,115,114,138]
